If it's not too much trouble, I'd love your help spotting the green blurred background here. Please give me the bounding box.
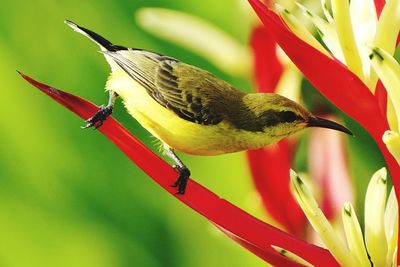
[0,0,387,266]
[0,1,264,266]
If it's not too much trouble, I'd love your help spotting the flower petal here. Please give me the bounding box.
[350,0,377,47]
[290,170,358,267]
[296,3,345,63]
[320,0,334,23]
[271,245,314,267]
[385,187,398,266]
[349,0,378,88]
[331,0,364,80]
[383,130,400,164]
[341,202,370,267]
[248,0,388,142]
[275,4,331,58]
[370,47,400,132]
[248,3,400,243]
[364,167,388,267]
[387,99,399,134]
[373,0,400,55]
[20,73,340,267]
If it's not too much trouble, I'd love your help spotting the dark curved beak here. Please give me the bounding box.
[307,116,353,136]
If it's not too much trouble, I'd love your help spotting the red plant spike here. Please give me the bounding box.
[250,25,283,93]
[247,142,307,236]
[248,0,400,262]
[19,72,340,267]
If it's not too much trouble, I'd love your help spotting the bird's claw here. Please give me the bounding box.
[171,166,190,194]
[81,105,113,129]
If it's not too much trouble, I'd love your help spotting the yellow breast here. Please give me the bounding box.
[106,70,277,155]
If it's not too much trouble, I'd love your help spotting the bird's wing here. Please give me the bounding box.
[103,50,227,125]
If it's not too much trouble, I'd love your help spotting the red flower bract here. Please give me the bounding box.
[251,25,283,92]
[247,142,307,236]
[19,72,340,267]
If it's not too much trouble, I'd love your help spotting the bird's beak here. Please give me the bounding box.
[307,116,353,136]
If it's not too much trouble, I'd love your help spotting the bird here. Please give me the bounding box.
[65,20,352,194]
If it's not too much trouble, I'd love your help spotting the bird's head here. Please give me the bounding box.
[241,93,353,140]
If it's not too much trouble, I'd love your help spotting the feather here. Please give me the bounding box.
[103,50,228,125]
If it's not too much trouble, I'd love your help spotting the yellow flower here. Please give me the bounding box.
[287,168,398,267]
[272,0,400,174]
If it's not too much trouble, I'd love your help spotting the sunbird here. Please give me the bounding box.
[65,20,352,194]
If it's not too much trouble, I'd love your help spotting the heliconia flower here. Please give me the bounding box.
[248,0,399,166]
[384,131,400,164]
[250,8,353,237]
[289,168,399,267]
[370,47,400,171]
[249,0,400,262]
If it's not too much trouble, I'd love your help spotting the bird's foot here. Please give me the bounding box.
[81,105,113,129]
[171,165,191,194]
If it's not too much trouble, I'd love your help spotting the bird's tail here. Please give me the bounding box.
[64,20,126,52]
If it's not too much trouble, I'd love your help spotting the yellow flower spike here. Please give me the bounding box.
[271,245,315,267]
[135,8,251,76]
[387,100,399,135]
[364,167,388,267]
[278,0,320,32]
[331,0,364,81]
[295,2,345,63]
[369,47,400,132]
[349,0,377,88]
[341,202,371,267]
[349,0,377,40]
[289,170,358,267]
[275,4,331,58]
[374,0,400,56]
[276,0,297,12]
[383,131,400,164]
[384,187,399,266]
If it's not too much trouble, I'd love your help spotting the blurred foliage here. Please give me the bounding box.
[0,0,390,266]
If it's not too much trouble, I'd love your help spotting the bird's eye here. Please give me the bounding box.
[280,111,299,123]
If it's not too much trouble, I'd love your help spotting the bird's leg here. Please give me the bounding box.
[165,148,191,194]
[82,90,118,129]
